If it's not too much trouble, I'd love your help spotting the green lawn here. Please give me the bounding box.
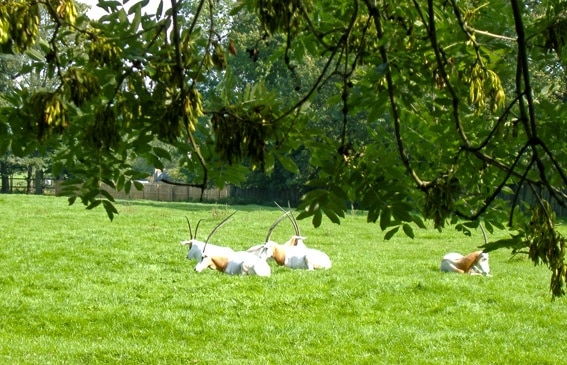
[1,195,566,364]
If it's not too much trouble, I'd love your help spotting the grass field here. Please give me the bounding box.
[1,194,566,364]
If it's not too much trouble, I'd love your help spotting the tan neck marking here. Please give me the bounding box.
[210,256,229,272]
[271,245,287,266]
[455,251,482,272]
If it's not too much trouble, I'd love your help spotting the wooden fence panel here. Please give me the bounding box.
[52,181,229,203]
[42,179,567,217]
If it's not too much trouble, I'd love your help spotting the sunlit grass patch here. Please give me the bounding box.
[1,195,566,364]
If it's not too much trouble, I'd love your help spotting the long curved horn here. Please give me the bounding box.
[274,201,300,236]
[265,213,289,243]
[287,202,301,236]
[203,210,237,252]
[185,216,193,239]
[194,219,203,240]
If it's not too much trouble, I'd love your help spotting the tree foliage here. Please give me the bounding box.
[1,0,567,296]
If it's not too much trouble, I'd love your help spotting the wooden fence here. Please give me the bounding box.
[513,184,567,217]
[50,180,298,204]
[7,177,567,217]
[229,185,302,205]
[71,182,231,203]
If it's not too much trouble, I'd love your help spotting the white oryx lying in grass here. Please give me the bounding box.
[246,212,306,257]
[190,211,270,277]
[255,205,331,270]
[261,242,331,270]
[180,212,236,264]
[194,251,271,277]
[440,250,490,276]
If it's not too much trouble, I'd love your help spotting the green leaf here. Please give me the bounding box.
[323,208,341,225]
[391,202,413,222]
[153,147,172,160]
[402,223,415,239]
[367,204,380,223]
[86,200,102,210]
[156,0,163,19]
[264,152,275,175]
[276,154,299,174]
[411,214,427,229]
[455,224,472,236]
[25,49,44,62]
[379,207,391,230]
[312,209,323,228]
[133,180,145,190]
[99,189,116,202]
[102,200,118,221]
[124,180,132,194]
[37,38,51,53]
[301,189,327,202]
[130,4,143,33]
[384,226,400,240]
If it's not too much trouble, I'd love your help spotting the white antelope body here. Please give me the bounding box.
[440,250,490,276]
[254,204,331,270]
[247,212,307,257]
[181,212,236,270]
[195,251,271,277]
[181,239,234,261]
[262,242,331,270]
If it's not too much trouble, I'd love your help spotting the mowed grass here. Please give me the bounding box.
[1,195,566,364]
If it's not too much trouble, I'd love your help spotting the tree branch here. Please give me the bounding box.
[365,0,427,189]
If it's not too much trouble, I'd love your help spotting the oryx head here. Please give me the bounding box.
[470,252,490,276]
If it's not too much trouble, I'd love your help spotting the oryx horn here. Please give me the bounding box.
[265,213,289,243]
[202,210,238,252]
[185,216,202,240]
[274,201,301,236]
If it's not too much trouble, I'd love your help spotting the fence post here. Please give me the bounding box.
[34,169,44,195]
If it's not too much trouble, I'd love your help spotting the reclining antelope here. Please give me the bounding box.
[440,251,490,276]
[180,211,236,265]
[194,250,271,277]
[254,205,331,270]
[192,211,271,277]
[440,225,491,276]
[246,211,306,257]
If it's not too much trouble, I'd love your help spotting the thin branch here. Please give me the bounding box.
[467,27,517,42]
[365,0,427,189]
[510,0,537,139]
[536,139,567,190]
[456,140,532,220]
[171,0,209,197]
